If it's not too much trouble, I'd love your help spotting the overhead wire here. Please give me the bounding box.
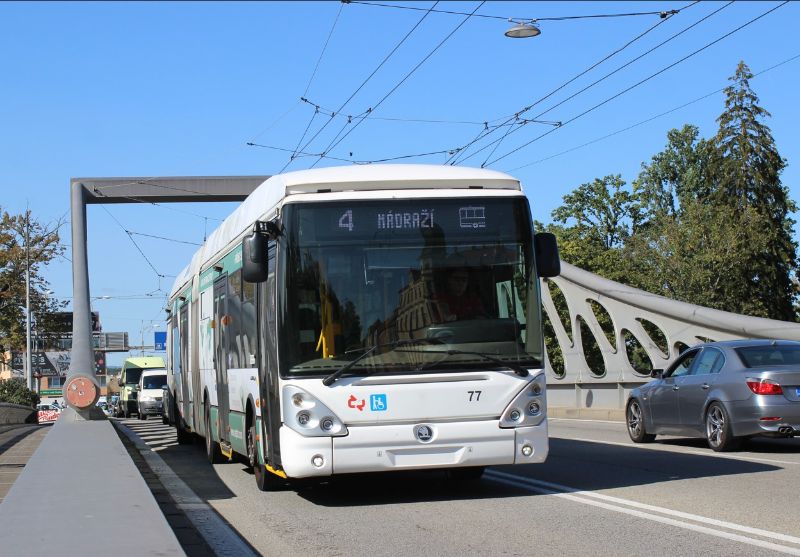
[311,1,486,167]
[284,1,440,171]
[99,205,173,279]
[303,2,345,98]
[485,0,790,167]
[299,96,562,128]
[248,141,356,163]
[248,99,303,143]
[283,3,345,165]
[458,0,727,166]
[508,52,800,172]
[347,1,679,23]
[448,1,700,166]
[128,231,203,246]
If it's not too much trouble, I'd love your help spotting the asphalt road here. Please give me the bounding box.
[117,416,800,557]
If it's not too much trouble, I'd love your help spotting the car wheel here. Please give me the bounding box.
[205,403,224,464]
[706,402,740,451]
[248,419,282,491]
[626,399,656,443]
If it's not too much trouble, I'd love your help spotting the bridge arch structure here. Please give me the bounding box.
[542,262,800,410]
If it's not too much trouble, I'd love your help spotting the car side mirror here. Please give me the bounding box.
[650,368,664,379]
[534,232,560,278]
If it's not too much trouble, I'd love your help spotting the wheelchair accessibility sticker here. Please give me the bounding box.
[370,394,387,412]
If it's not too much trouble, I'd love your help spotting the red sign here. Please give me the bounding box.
[37,410,60,424]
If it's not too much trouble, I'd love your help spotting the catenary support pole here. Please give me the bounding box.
[65,182,100,419]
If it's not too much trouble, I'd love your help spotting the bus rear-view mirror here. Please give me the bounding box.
[534,232,560,278]
[242,232,268,283]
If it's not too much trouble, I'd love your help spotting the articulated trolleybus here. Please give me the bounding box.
[166,165,560,490]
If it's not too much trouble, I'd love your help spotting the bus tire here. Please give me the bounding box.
[176,414,193,445]
[205,403,224,464]
[249,419,281,491]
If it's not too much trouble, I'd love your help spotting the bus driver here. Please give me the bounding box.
[435,266,487,322]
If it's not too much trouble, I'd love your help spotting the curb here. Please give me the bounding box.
[548,407,625,422]
[113,420,259,557]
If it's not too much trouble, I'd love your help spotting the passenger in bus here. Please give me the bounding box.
[435,266,487,322]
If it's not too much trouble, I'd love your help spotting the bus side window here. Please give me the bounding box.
[227,269,243,369]
[242,279,257,367]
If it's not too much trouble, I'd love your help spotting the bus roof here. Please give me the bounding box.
[169,164,521,298]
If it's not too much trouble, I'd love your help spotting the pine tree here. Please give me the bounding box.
[714,61,797,320]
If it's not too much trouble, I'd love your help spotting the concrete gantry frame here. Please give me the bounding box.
[67,176,268,418]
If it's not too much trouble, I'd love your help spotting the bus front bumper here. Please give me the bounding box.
[279,420,548,479]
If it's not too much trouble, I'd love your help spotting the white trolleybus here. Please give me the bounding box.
[166,164,560,490]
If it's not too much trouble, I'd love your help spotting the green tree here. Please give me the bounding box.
[626,61,797,320]
[634,124,719,219]
[544,175,640,281]
[713,61,797,320]
[0,209,66,358]
[0,378,40,407]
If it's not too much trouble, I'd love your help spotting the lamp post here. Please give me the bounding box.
[25,211,32,390]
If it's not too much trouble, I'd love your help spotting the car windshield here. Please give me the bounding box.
[735,345,800,367]
[142,374,167,389]
[281,198,545,378]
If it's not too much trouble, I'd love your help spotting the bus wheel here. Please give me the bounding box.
[248,420,281,491]
[175,402,193,445]
[204,404,224,464]
[175,417,193,445]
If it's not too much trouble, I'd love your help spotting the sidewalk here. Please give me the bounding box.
[0,409,185,556]
[0,424,50,504]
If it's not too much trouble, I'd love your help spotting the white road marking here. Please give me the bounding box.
[560,435,799,466]
[487,470,800,555]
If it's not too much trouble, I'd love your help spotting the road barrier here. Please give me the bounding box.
[0,402,37,425]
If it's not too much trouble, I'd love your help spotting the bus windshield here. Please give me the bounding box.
[281,197,545,378]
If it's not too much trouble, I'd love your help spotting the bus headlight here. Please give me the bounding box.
[500,373,546,428]
[282,386,348,437]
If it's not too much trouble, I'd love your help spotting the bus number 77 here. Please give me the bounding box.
[468,390,482,402]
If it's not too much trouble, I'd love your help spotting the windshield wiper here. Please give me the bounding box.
[322,338,441,386]
[398,348,531,377]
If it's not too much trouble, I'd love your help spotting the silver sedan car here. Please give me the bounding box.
[626,339,800,451]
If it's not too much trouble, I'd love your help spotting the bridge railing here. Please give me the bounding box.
[542,262,800,410]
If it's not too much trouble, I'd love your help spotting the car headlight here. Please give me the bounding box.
[281,386,348,437]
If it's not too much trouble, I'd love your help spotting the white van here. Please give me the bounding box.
[136,368,168,420]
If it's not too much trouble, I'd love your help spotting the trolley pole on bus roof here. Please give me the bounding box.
[66,175,268,419]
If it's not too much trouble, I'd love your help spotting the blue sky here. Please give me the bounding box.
[2,1,798,366]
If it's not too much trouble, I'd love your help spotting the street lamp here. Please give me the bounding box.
[504,21,541,38]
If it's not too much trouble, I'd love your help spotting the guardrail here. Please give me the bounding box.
[0,402,37,425]
[543,262,800,410]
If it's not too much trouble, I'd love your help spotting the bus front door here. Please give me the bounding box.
[213,275,231,448]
